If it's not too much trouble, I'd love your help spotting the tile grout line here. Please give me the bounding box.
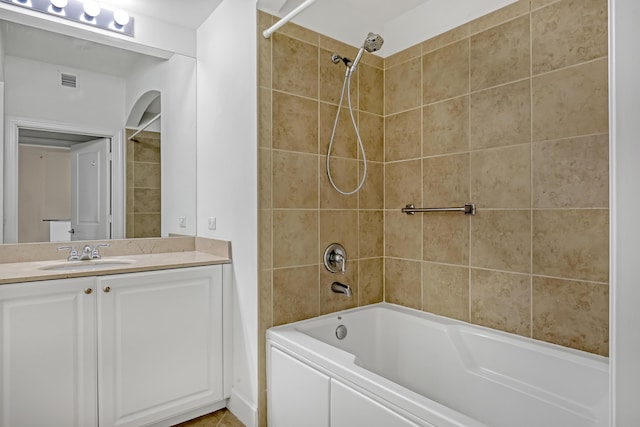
[529,3,535,339]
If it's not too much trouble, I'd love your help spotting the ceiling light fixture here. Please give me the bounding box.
[0,0,134,36]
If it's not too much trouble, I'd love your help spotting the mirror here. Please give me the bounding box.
[1,19,198,243]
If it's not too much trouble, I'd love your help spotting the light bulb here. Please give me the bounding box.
[83,0,100,18]
[50,0,67,8]
[113,9,129,26]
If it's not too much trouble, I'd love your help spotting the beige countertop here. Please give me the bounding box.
[0,237,232,285]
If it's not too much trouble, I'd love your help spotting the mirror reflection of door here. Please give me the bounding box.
[17,129,111,243]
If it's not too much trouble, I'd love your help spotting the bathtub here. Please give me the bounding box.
[266,303,608,427]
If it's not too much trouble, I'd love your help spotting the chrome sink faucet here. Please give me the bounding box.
[57,243,110,261]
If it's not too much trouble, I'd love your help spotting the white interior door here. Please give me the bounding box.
[70,138,111,241]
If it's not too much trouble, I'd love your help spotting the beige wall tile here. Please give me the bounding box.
[470,144,531,209]
[385,258,422,310]
[532,58,609,142]
[126,213,134,238]
[385,44,422,69]
[385,211,422,260]
[358,113,384,162]
[258,16,272,89]
[320,260,358,314]
[469,0,530,34]
[272,91,318,154]
[273,210,318,268]
[277,21,318,45]
[320,48,357,106]
[133,188,161,213]
[361,52,384,69]
[423,262,470,321]
[258,87,271,148]
[423,214,470,265]
[272,34,318,98]
[259,209,272,271]
[259,269,273,331]
[470,15,530,91]
[126,160,134,188]
[423,153,470,207]
[258,148,271,210]
[385,57,422,115]
[385,160,422,210]
[359,211,384,258]
[423,96,469,156]
[422,24,470,54]
[470,79,531,149]
[133,163,161,189]
[533,134,609,208]
[273,265,320,326]
[320,210,359,259]
[470,268,531,336]
[320,156,358,209]
[385,108,422,162]
[359,161,384,210]
[532,0,608,75]
[423,39,469,104]
[320,102,358,159]
[126,188,134,214]
[470,210,531,273]
[359,64,384,115]
[359,258,384,305]
[319,35,358,57]
[133,213,160,238]
[533,277,609,356]
[532,0,560,10]
[134,133,161,162]
[272,151,318,209]
[533,209,609,282]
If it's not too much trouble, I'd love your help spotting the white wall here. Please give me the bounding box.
[4,55,126,130]
[610,0,640,424]
[0,33,4,243]
[196,1,258,425]
[126,55,198,237]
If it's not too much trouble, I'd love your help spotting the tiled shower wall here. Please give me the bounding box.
[258,0,608,424]
[257,11,385,427]
[383,0,608,357]
[125,129,162,238]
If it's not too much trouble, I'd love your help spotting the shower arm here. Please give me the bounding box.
[263,0,317,39]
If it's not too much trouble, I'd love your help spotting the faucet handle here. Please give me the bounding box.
[91,243,111,259]
[57,245,80,261]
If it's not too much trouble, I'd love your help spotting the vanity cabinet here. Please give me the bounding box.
[0,265,228,427]
[0,277,98,427]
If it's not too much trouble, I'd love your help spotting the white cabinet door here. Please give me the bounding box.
[268,347,330,427]
[98,266,223,427]
[331,380,422,427]
[0,277,98,427]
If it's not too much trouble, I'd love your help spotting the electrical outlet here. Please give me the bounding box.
[179,217,186,228]
[208,217,216,230]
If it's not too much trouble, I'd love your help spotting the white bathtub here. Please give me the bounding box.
[266,303,608,427]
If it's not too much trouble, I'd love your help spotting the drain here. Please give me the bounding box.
[335,324,347,340]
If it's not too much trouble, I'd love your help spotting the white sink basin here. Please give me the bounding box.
[40,259,135,272]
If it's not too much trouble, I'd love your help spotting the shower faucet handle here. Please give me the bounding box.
[324,243,347,274]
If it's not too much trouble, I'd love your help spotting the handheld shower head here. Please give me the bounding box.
[349,32,384,75]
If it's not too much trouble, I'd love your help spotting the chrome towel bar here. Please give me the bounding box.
[401,203,476,216]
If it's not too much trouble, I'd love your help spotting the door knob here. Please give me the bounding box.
[103,286,111,293]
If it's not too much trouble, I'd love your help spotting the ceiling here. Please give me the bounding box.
[101,0,224,29]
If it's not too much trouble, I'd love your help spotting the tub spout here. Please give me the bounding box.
[331,282,352,297]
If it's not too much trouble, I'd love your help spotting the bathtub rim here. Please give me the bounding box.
[266,302,608,427]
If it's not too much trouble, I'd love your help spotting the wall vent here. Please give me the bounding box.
[61,73,77,88]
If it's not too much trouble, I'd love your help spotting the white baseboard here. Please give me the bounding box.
[227,388,257,427]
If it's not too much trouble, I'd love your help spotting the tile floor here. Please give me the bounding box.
[174,408,245,427]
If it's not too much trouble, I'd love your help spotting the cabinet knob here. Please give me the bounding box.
[84,288,93,295]
[103,286,111,293]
